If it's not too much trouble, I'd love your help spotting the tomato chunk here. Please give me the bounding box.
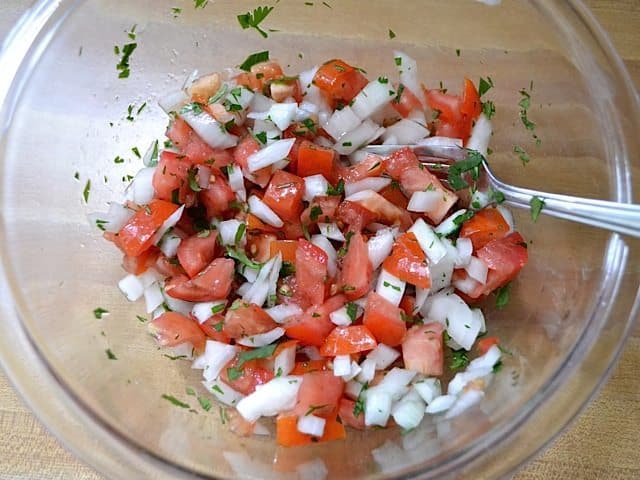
[198,175,236,220]
[262,170,305,223]
[220,357,274,395]
[293,371,344,417]
[116,199,179,257]
[319,325,378,356]
[477,336,500,356]
[164,257,234,302]
[460,208,510,251]
[176,231,219,278]
[402,322,444,376]
[269,240,299,263]
[300,195,341,227]
[339,154,384,183]
[337,232,372,300]
[198,314,231,343]
[153,151,195,206]
[223,303,278,339]
[296,141,339,183]
[338,398,365,430]
[313,59,368,104]
[285,295,347,347]
[424,78,480,144]
[382,232,431,289]
[363,291,407,347]
[474,232,528,296]
[295,239,328,307]
[391,85,423,117]
[276,411,346,447]
[148,312,206,352]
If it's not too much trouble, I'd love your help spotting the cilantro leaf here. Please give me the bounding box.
[447,150,483,191]
[529,196,545,222]
[326,179,345,196]
[495,283,511,309]
[237,6,275,38]
[93,307,109,319]
[225,247,263,270]
[239,50,270,71]
[513,145,530,166]
[450,350,469,370]
[161,394,190,408]
[478,77,494,97]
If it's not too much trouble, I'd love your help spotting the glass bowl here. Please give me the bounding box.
[0,1,638,478]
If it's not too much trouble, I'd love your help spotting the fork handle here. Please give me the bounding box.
[491,179,640,238]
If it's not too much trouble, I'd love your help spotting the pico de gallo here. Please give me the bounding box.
[93,50,527,445]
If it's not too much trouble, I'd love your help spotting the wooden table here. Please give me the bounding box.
[0,1,638,478]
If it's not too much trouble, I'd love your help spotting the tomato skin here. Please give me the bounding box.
[424,78,481,144]
[313,59,368,104]
[296,140,339,183]
[198,314,231,343]
[337,232,372,300]
[346,191,413,230]
[290,359,329,375]
[460,208,510,251]
[223,303,278,339]
[474,232,528,296]
[300,196,341,227]
[295,240,328,307]
[285,295,347,347]
[276,411,346,446]
[164,257,234,302]
[116,199,180,257]
[391,85,423,117]
[154,252,187,277]
[293,371,344,417]
[382,232,431,289]
[477,336,500,355]
[339,154,384,183]
[402,322,444,376]
[220,357,274,395]
[148,312,206,352]
[319,325,378,356]
[336,201,377,232]
[198,175,236,220]
[153,151,195,206]
[269,240,299,263]
[338,398,365,430]
[176,231,219,278]
[363,291,407,347]
[262,170,305,223]
[122,247,159,275]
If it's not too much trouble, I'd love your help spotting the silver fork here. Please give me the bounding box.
[363,144,640,238]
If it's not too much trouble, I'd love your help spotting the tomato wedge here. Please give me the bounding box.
[319,325,378,356]
[296,140,339,183]
[460,208,510,251]
[269,240,299,263]
[223,302,278,339]
[363,291,407,347]
[164,257,234,302]
[293,371,344,417]
[220,357,274,395]
[313,59,368,104]
[116,199,179,257]
[276,411,346,447]
[382,232,431,289]
[474,232,528,296]
[262,170,305,223]
[148,312,206,352]
[285,295,347,347]
[295,240,328,307]
[198,175,235,220]
[337,231,372,300]
[176,231,219,278]
[424,78,481,144]
[402,322,444,376]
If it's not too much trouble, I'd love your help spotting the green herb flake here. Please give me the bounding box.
[453,210,475,227]
[337,230,354,258]
[492,360,503,374]
[213,321,224,332]
[309,205,323,222]
[198,396,212,411]
[482,100,496,119]
[114,155,125,164]
[346,302,358,323]
[234,222,246,245]
[495,283,511,309]
[180,102,204,116]
[186,387,196,396]
[518,88,536,131]
[194,0,208,8]
[82,179,91,203]
[237,6,275,38]
[305,404,328,416]
[161,394,190,408]
[74,171,80,181]
[394,83,405,103]
[529,195,545,222]
[210,303,225,315]
[322,1,332,8]
[383,281,401,292]
[353,382,369,417]
[226,367,243,381]
[447,149,483,191]
[115,41,137,79]
[95,219,108,231]
[219,406,230,424]
[226,246,263,270]
[106,349,118,360]
[136,315,147,323]
[450,350,469,370]
[388,29,396,39]
[239,50,270,71]
[513,145,530,166]
[93,307,109,319]
[255,131,268,144]
[171,7,182,17]
[280,261,296,277]
[394,57,402,66]
[326,179,345,196]
[491,188,505,204]
[478,77,494,97]
[456,48,461,57]
[131,146,141,158]
[237,343,278,367]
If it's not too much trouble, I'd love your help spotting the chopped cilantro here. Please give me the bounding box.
[115,41,137,79]
[394,57,402,66]
[194,0,208,8]
[280,261,295,277]
[478,77,494,97]
[305,404,327,416]
[255,131,268,144]
[326,179,345,196]
[171,7,182,17]
[82,179,91,203]
[495,283,511,309]
[237,343,278,367]
[225,247,263,270]
[161,394,190,408]
[453,210,475,227]
[213,321,224,332]
[136,315,147,323]
[131,146,141,158]
[513,145,530,166]
[353,382,369,417]
[388,29,396,39]
[346,302,358,323]
[106,349,117,360]
[482,100,496,119]
[337,230,354,257]
[234,222,246,245]
[211,303,225,315]
[309,205,323,221]
[186,387,196,396]
[450,350,469,370]
[180,102,204,115]
[529,196,545,222]
[198,396,212,411]
[93,307,109,319]
[383,281,401,292]
[237,6,275,38]
[239,50,270,71]
[447,150,483,190]
[226,367,243,381]
[187,167,202,192]
[456,48,461,57]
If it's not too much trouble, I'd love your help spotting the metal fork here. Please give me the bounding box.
[363,144,640,238]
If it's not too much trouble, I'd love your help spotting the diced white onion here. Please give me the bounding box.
[203,379,245,406]
[367,227,396,270]
[393,51,421,104]
[251,119,282,146]
[247,138,296,173]
[237,327,286,347]
[330,306,353,326]
[447,367,492,397]
[218,219,245,246]
[434,209,469,237]
[274,343,297,376]
[125,167,156,205]
[238,264,259,283]
[425,394,456,414]
[192,301,227,324]
[377,368,417,400]
[266,102,298,131]
[297,415,326,437]
[408,218,447,264]
[357,358,377,383]
[225,85,254,111]
[466,113,492,157]
[351,80,394,120]
[469,345,502,371]
[334,120,385,155]
[344,177,391,198]
[317,223,345,242]
[249,92,275,113]
[424,291,480,350]
[299,66,319,93]
[159,230,182,257]
[193,340,238,382]
[465,256,488,284]
[324,106,361,141]
[392,400,425,430]
[366,344,401,370]
[407,190,444,213]
[88,202,134,234]
[252,421,270,436]
[471,189,491,210]
[332,355,352,377]
[162,290,194,315]
[158,90,188,114]
[413,378,442,404]
[382,119,428,144]
[303,174,329,202]
[243,255,280,307]
[415,136,463,148]
[152,205,185,245]
[446,389,484,419]
[180,110,238,149]
[455,237,473,268]
[310,234,337,277]
[428,240,455,291]
[342,361,362,382]
[452,275,481,296]
[414,287,430,313]
[144,282,164,313]
[248,196,284,228]
[364,388,393,427]
[265,304,303,324]
[118,274,145,301]
[227,164,246,202]
[376,269,406,306]
[236,376,302,422]
[345,380,365,400]
[474,308,487,334]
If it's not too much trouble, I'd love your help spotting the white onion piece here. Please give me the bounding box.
[226,164,246,202]
[124,167,156,205]
[344,177,391,197]
[455,237,473,268]
[413,378,442,404]
[192,301,227,324]
[324,106,361,140]
[267,103,298,131]
[382,119,429,145]
[159,231,182,258]
[118,274,145,301]
[470,345,502,371]
[225,85,254,110]
[330,305,354,326]
[266,254,282,304]
[351,79,393,120]
[265,304,303,324]
[297,415,326,437]
[236,282,252,297]
[301,346,321,361]
[249,92,275,113]
[314,135,333,148]
[367,344,401,371]
[447,367,492,397]
[452,275,481,296]
[364,388,393,427]
[193,340,238,382]
[237,327,286,347]
[310,234,337,277]
[296,101,319,120]
[466,113,492,157]
[407,109,428,125]
[425,394,456,414]
[218,219,245,246]
[303,174,329,202]
[162,292,194,316]
[496,205,515,232]
[203,379,245,407]
[342,361,362,382]
[158,89,188,114]
[143,282,164,313]
[181,110,238,149]
[248,195,284,228]
[428,240,455,291]
[357,358,377,383]
[393,51,421,104]
[408,218,447,264]
[367,227,396,270]
[382,134,399,146]
[474,308,487,334]
[238,264,259,283]
[88,202,134,233]
[446,389,484,419]
[332,355,352,377]
[251,119,282,146]
[434,209,469,237]
[243,255,280,307]
[407,190,444,213]
[345,380,365,400]
[317,223,345,242]
[425,291,480,350]
[247,138,295,173]
[377,368,417,400]
[334,120,385,155]
[376,269,406,306]
[392,400,425,431]
[236,376,302,422]
[274,343,297,376]
[465,256,488,284]
[152,205,184,244]
[416,136,464,148]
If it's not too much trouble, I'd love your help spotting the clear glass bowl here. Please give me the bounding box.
[0,1,638,479]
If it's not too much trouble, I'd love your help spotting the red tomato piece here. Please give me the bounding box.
[336,201,377,232]
[285,295,347,347]
[198,175,236,220]
[319,325,378,356]
[295,240,328,307]
[246,213,279,234]
[382,232,431,289]
[220,357,274,395]
[379,184,409,210]
[402,322,444,376]
[293,371,345,417]
[233,135,272,187]
[122,247,159,275]
[300,195,341,226]
[152,151,195,206]
[424,78,481,144]
[246,233,277,263]
[262,170,305,223]
[198,314,231,343]
[164,257,234,302]
[269,240,299,263]
[474,232,528,296]
[337,232,372,300]
[459,208,510,251]
[166,117,232,166]
[362,291,407,347]
[154,252,187,277]
[339,154,384,183]
[296,140,339,183]
[148,312,206,352]
[313,59,369,104]
[290,359,329,375]
[346,190,413,230]
[338,398,365,430]
[477,336,500,356]
[276,411,346,446]
[391,85,423,117]
[223,303,278,340]
[116,199,180,257]
[176,231,219,278]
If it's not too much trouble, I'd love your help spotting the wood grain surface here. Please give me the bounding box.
[0,1,638,479]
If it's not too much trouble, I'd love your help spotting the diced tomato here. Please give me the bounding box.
[198,175,236,220]
[391,85,423,117]
[460,208,510,251]
[383,147,457,224]
[477,336,500,356]
[262,170,305,223]
[282,220,306,241]
[198,314,231,343]
[233,136,272,187]
[276,410,346,447]
[285,295,347,347]
[176,231,219,278]
[382,232,431,288]
[246,232,277,262]
[300,196,341,226]
[252,60,285,86]
[313,59,368,104]
[319,325,377,356]
[296,141,339,183]
[473,232,528,297]
[295,240,328,307]
[188,72,221,104]
[424,78,480,144]
[270,77,303,103]
[379,184,409,210]
[152,151,195,206]
[164,257,234,302]
[122,247,159,275]
[220,357,274,395]
[290,359,329,375]
[269,240,299,263]
[166,117,233,166]
[115,199,179,257]
[148,312,206,352]
[339,154,384,183]
[402,322,444,376]
[293,371,344,417]
[336,201,377,231]
[154,252,187,277]
[246,213,279,234]
[338,398,365,430]
[363,291,407,347]
[461,77,482,119]
[399,295,416,318]
[337,232,372,300]
[346,191,413,230]
[223,302,278,339]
